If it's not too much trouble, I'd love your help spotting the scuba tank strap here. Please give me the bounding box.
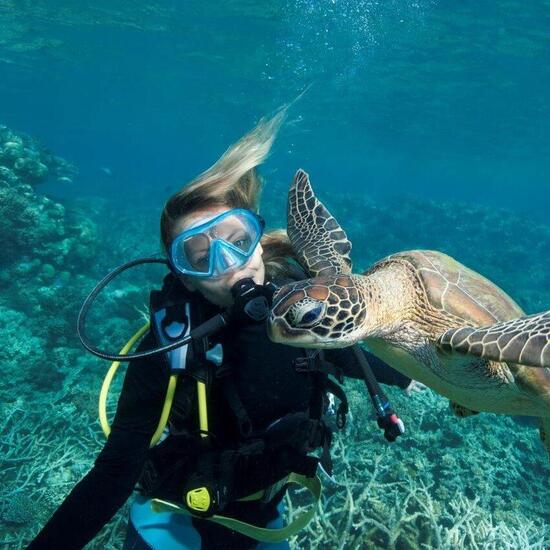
[300,349,336,476]
[292,349,348,428]
[216,364,253,438]
[292,349,344,382]
[150,287,214,381]
[150,292,192,373]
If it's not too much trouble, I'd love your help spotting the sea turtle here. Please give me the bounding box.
[268,169,550,454]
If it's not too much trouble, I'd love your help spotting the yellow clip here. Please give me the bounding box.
[186,487,211,512]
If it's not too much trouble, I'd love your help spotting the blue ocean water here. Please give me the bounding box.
[1,0,549,214]
[1,1,549,549]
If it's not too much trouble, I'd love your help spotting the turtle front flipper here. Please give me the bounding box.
[287,169,352,277]
[437,310,550,368]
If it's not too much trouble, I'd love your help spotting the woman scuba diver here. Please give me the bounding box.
[29,108,413,550]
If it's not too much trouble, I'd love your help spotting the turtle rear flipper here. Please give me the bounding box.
[287,169,352,277]
[437,311,550,368]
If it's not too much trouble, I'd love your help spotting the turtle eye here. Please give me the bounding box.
[289,301,326,328]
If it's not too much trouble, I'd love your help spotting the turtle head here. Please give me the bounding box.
[271,169,367,347]
[268,275,366,348]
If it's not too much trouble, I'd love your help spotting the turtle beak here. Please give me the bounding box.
[267,311,321,347]
[266,312,288,343]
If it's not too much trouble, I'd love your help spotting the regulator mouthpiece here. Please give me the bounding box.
[230,278,276,323]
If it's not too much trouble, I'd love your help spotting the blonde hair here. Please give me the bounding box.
[161,106,299,280]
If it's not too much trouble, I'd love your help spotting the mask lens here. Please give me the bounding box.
[213,214,255,254]
[181,234,211,272]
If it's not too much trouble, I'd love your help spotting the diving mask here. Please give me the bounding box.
[169,208,265,278]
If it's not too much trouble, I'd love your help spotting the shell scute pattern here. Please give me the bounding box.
[385,250,524,325]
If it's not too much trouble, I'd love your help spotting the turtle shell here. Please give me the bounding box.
[382,250,524,324]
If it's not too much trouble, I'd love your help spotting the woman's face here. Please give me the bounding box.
[173,206,265,307]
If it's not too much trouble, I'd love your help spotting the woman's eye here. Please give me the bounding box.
[233,237,251,251]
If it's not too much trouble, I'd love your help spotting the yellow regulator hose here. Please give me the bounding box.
[98,322,179,447]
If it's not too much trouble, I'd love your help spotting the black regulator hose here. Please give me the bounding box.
[77,257,226,362]
[351,345,405,442]
[77,259,270,362]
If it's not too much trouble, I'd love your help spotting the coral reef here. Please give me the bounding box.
[288,381,549,549]
[0,126,85,267]
[0,399,129,549]
[0,125,76,186]
[0,127,158,548]
[0,126,100,403]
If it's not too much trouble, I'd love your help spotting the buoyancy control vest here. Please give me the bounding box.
[138,275,349,516]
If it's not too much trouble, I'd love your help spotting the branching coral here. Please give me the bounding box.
[0,400,129,549]
[287,431,549,550]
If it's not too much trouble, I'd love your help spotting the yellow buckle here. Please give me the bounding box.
[186,487,211,512]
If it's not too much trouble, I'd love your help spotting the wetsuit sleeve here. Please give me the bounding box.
[28,332,170,550]
[324,346,411,389]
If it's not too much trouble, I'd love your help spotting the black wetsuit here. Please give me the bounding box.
[29,280,410,550]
